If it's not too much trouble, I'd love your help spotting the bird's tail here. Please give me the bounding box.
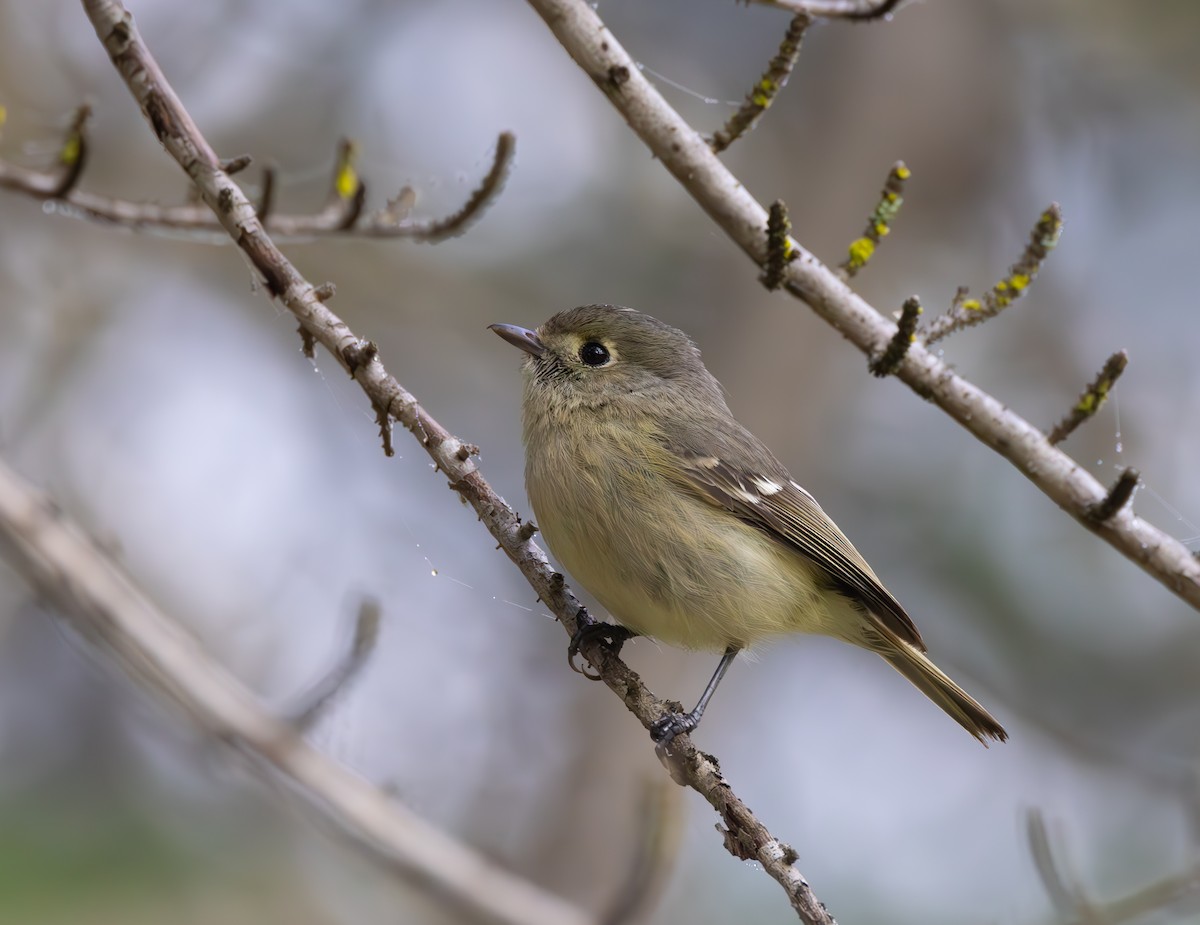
[872,628,1007,745]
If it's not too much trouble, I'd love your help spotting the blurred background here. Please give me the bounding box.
[1,0,1199,922]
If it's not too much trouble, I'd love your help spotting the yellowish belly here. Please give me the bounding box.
[526,431,848,652]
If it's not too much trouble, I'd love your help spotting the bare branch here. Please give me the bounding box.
[51,104,91,198]
[0,459,591,925]
[255,162,276,221]
[407,131,516,241]
[288,598,381,731]
[600,778,684,925]
[1088,467,1139,524]
[1096,869,1200,924]
[218,153,254,175]
[840,160,909,279]
[868,295,922,377]
[77,1,834,921]
[1026,810,1089,919]
[711,14,810,154]
[524,0,1200,614]
[1027,809,1200,925]
[924,204,1063,344]
[0,119,515,243]
[1046,350,1129,446]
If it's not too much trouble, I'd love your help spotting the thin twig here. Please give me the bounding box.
[1026,810,1086,918]
[405,131,516,241]
[600,778,684,925]
[524,0,1200,613]
[219,153,253,175]
[1046,351,1128,446]
[924,204,1063,345]
[1027,809,1200,925]
[761,200,798,291]
[0,125,515,243]
[1094,868,1200,924]
[79,2,832,922]
[50,104,91,198]
[1088,467,1139,523]
[840,160,909,279]
[288,598,381,731]
[0,459,591,925]
[868,296,921,377]
[711,14,810,154]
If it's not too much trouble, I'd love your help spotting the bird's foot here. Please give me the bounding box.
[650,709,699,749]
[568,609,637,680]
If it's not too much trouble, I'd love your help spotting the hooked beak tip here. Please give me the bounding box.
[489,323,545,358]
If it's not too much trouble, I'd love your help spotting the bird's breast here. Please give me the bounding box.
[524,422,838,651]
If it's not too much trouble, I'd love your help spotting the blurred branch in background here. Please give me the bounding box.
[1027,810,1200,924]
[286,597,380,731]
[0,102,514,242]
[0,458,592,925]
[525,0,1200,615]
[600,779,685,925]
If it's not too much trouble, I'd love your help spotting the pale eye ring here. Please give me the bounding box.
[579,341,611,367]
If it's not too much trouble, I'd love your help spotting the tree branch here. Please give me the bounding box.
[286,597,381,730]
[839,161,909,279]
[868,295,921,377]
[924,204,1062,345]
[0,459,590,925]
[1027,809,1200,925]
[76,1,835,921]
[1046,350,1128,446]
[0,119,514,243]
[710,13,810,154]
[524,0,1200,614]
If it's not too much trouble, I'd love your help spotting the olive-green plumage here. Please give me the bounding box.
[492,305,1006,745]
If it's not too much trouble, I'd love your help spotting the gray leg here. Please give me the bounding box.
[650,647,738,747]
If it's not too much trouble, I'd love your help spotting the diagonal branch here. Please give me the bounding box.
[524,0,1200,614]
[710,13,811,154]
[77,1,834,922]
[0,459,590,925]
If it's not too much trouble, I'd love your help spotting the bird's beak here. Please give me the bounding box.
[489,323,545,358]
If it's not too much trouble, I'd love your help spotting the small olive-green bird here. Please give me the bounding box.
[492,305,1006,747]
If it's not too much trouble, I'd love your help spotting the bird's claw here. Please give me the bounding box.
[568,610,636,680]
[650,710,698,749]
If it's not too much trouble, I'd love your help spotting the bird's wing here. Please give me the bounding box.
[659,429,925,651]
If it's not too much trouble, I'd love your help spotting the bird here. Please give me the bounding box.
[491,305,1006,747]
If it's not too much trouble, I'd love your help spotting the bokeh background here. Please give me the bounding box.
[1,0,1199,923]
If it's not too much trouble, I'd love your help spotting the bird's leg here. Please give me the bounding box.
[651,647,739,748]
[567,607,638,680]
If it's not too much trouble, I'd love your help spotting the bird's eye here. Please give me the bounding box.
[579,341,611,367]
